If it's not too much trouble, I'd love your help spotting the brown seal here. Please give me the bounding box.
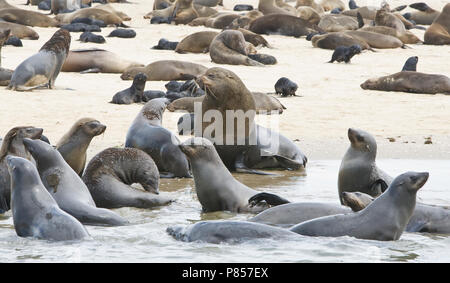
[311,32,371,50]
[295,0,324,14]
[343,30,404,49]
[237,28,271,48]
[318,14,358,32]
[56,118,107,176]
[0,22,39,40]
[62,49,144,73]
[319,0,345,11]
[375,8,407,34]
[342,6,377,19]
[0,29,13,86]
[249,13,318,37]
[0,8,59,27]
[175,31,219,53]
[359,26,422,44]
[55,7,125,26]
[296,6,321,25]
[424,3,450,45]
[95,3,131,21]
[209,30,263,66]
[407,3,440,25]
[258,0,294,15]
[361,71,450,94]
[121,60,208,81]
[205,13,241,29]
[0,0,14,9]
[172,0,199,24]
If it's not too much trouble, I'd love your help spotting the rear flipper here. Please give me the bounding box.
[249,192,290,207]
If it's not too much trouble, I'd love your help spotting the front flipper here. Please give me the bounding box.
[369,179,389,196]
[249,192,290,207]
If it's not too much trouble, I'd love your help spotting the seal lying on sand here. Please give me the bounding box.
[23,138,128,226]
[62,49,144,73]
[121,60,207,81]
[424,3,450,45]
[0,22,39,40]
[0,29,13,86]
[175,31,219,53]
[125,98,191,178]
[56,118,107,176]
[338,128,392,204]
[404,2,440,25]
[7,156,89,241]
[111,73,147,104]
[290,171,429,241]
[249,13,318,37]
[8,29,70,91]
[83,147,174,209]
[0,8,59,27]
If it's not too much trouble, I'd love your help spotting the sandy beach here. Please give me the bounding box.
[0,0,449,162]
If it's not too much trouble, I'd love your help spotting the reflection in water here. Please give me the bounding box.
[0,160,449,262]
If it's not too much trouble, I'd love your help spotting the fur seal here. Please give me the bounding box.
[0,22,39,40]
[0,8,59,27]
[79,31,105,43]
[61,23,101,32]
[359,26,422,44]
[111,73,147,104]
[51,0,81,15]
[8,29,70,91]
[167,220,298,243]
[295,0,324,14]
[343,30,404,49]
[0,29,13,86]
[296,6,321,25]
[172,0,199,25]
[55,7,126,26]
[6,156,89,241]
[0,126,43,213]
[107,28,136,38]
[402,56,418,71]
[405,3,440,25]
[361,71,450,94]
[234,4,253,11]
[342,6,376,19]
[23,138,128,226]
[319,0,345,11]
[274,77,298,96]
[209,30,263,66]
[62,48,143,73]
[193,0,220,7]
[311,32,370,50]
[56,118,106,176]
[237,28,271,48]
[205,13,241,29]
[175,31,219,53]
[318,14,358,32]
[71,17,106,27]
[249,13,318,37]
[343,191,450,234]
[375,8,407,34]
[5,36,22,47]
[290,171,429,241]
[258,0,294,15]
[328,44,361,63]
[338,128,392,204]
[82,147,174,209]
[152,38,178,50]
[424,3,450,45]
[121,60,207,81]
[125,98,191,178]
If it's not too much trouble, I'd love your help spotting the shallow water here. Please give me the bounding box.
[0,159,449,263]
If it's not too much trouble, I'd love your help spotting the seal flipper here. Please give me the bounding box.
[357,12,364,28]
[406,220,429,232]
[248,192,290,207]
[392,5,407,12]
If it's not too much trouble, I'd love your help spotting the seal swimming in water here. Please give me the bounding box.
[291,171,429,241]
[56,118,106,176]
[111,73,147,104]
[83,147,174,209]
[8,29,70,91]
[125,98,191,178]
[7,156,90,241]
[121,60,207,81]
[23,138,128,226]
[424,3,450,45]
[0,126,43,213]
[343,191,450,234]
[338,128,392,204]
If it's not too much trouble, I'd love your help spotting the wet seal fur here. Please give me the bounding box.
[111,73,147,104]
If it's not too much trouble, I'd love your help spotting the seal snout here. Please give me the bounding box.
[413,172,429,189]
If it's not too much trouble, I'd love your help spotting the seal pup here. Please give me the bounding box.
[424,3,450,45]
[125,98,191,178]
[343,191,450,234]
[121,60,207,81]
[61,23,101,32]
[23,138,128,226]
[167,220,298,243]
[152,38,178,50]
[107,29,136,38]
[7,156,89,241]
[8,29,70,91]
[179,137,286,213]
[234,4,253,11]
[0,126,43,213]
[62,49,143,73]
[249,14,318,37]
[402,56,418,71]
[83,148,174,209]
[328,44,361,63]
[56,118,106,176]
[111,73,147,104]
[291,171,429,240]
[5,36,22,47]
[79,31,105,44]
[175,31,219,53]
[405,3,440,25]
[0,8,59,27]
[361,72,450,94]
[338,128,392,204]
[275,77,298,96]
[209,30,263,66]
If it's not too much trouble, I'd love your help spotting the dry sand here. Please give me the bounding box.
[0,0,449,162]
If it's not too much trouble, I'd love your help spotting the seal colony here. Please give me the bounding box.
[0,0,449,260]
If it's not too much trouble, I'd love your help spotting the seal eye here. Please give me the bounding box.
[356,135,365,142]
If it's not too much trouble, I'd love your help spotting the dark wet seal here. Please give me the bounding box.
[248,53,277,65]
[107,29,136,38]
[79,32,106,44]
[165,92,184,102]
[275,77,298,97]
[38,0,51,10]
[71,18,106,28]
[328,44,362,63]
[61,23,101,33]
[152,38,178,50]
[401,56,418,71]
[165,81,183,92]
[143,90,166,102]
[150,17,172,24]
[5,36,22,47]
[234,4,253,11]
[349,0,359,9]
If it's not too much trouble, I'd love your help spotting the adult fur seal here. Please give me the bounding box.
[111,73,147,104]
[171,0,199,25]
[258,0,294,15]
[121,60,207,81]
[23,138,128,226]
[405,2,440,25]
[83,147,174,209]
[359,26,422,44]
[51,0,81,15]
[0,126,43,213]
[0,22,39,40]
[343,191,450,234]
[167,220,298,243]
[62,49,144,73]
[318,14,358,32]
[0,8,59,27]
[375,8,407,34]
[338,128,392,204]
[0,29,13,86]
[249,14,318,37]
[179,137,285,213]
[209,30,263,66]
[56,118,106,176]
[290,171,429,241]
[55,7,126,26]
[6,156,89,241]
[311,32,371,50]
[8,29,70,91]
[343,30,404,49]
[424,3,450,45]
[361,72,450,94]
[175,31,219,53]
[125,98,191,178]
